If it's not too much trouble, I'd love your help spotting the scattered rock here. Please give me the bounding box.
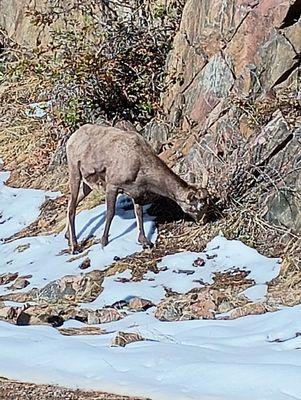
[128,297,154,311]
[0,289,38,303]
[212,268,254,290]
[155,287,219,321]
[8,276,31,290]
[87,308,124,324]
[58,326,108,336]
[0,377,148,400]
[193,258,205,267]
[0,305,21,323]
[227,302,277,320]
[154,285,252,322]
[79,257,91,270]
[173,269,195,275]
[37,270,104,303]
[0,303,62,327]
[111,331,146,347]
[0,270,104,304]
[0,272,18,286]
[14,243,30,253]
[16,304,71,327]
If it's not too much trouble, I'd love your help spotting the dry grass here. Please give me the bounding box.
[0,76,62,190]
[0,377,149,400]
[268,238,301,307]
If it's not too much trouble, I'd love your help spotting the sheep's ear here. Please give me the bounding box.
[187,172,196,185]
[187,190,197,203]
[196,187,209,200]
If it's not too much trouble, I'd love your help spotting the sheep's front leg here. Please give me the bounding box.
[67,170,81,253]
[133,202,153,249]
[101,186,118,247]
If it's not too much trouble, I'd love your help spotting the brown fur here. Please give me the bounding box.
[65,124,208,252]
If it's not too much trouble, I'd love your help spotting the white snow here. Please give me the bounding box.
[0,195,156,294]
[144,236,280,301]
[25,101,52,118]
[1,307,301,400]
[240,284,268,301]
[88,270,165,308]
[0,167,300,400]
[0,171,59,241]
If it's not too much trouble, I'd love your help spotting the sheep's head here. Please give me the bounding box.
[181,187,209,221]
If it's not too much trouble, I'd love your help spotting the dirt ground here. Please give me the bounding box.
[0,378,150,400]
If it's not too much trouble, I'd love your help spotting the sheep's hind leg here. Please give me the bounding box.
[65,181,92,242]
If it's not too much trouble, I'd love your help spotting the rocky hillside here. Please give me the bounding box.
[0,3,301,398]
[160,0,301,232]
[0,0,300,257]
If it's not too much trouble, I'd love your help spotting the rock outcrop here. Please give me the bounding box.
[163,0,300,123]
[160,0,300,233]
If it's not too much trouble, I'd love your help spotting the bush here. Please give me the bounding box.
[19,0,185,130]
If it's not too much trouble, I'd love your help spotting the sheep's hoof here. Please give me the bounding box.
[143,242,154,249]
[101,236,109,248]
[70,243,80,254]
[139,237,154,250]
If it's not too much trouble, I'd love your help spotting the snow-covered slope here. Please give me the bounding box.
[0,170,59,240]
[1,170,300,400]
[1,307,301,400]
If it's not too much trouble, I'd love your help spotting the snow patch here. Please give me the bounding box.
[0,171,60,241]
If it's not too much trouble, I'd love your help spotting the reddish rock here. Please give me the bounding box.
[111,331,145,347]
[128,297,154,311]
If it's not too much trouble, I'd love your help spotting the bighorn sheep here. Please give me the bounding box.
[65,124,209,253]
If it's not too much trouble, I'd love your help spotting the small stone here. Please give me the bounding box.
[0,272,18,286]
[128,297,154,311]
[14,243,30,253]
[87,308,123,324]
[193,258,205,267]
[8,276,31,290]
[114,277,131,283]
[79,257,91,270]
[173,269,195,275]
[110,300,128,309]
[111,331,145,347]
[58,326,107,336]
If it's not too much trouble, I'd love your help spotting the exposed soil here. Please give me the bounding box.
[0,378,150,400]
